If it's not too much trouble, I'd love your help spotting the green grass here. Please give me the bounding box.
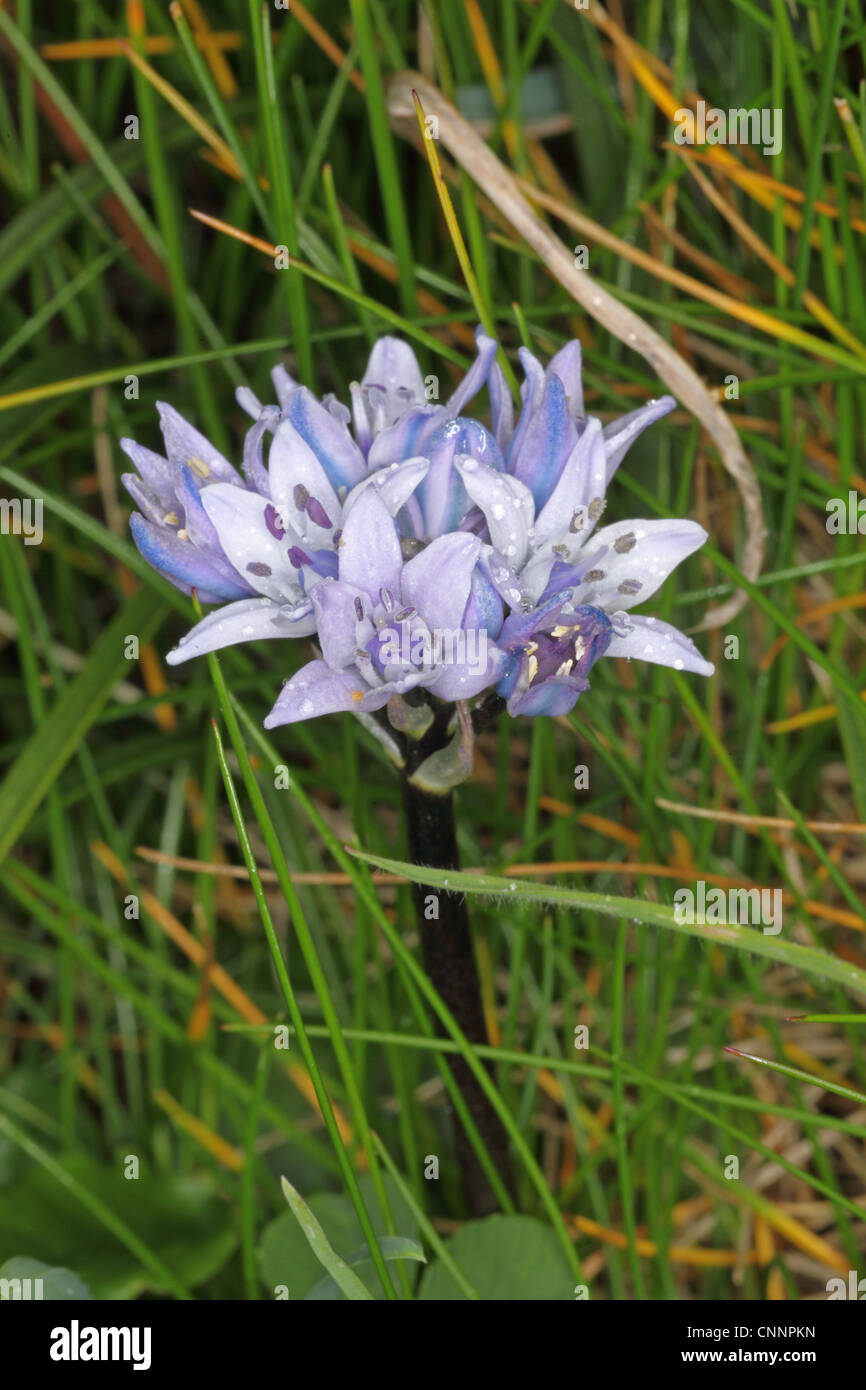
[0,0,865,1301]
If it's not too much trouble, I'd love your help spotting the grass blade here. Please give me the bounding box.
[279,1176,373,1300]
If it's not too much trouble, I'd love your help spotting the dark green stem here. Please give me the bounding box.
[400,710,513,1216]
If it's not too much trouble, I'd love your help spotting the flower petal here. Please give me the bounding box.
[455,456,534,569]
[547,340,584,421]
[156,403,240,485]
[358,672,429,710]
[271,363,298,410]
[503,346,545,470]
[532,416,606,548]
[166,596,314,665]
[505,674,588,718]
[343,456,429,521]
[519,543,609,608]
[129,513,250,601]
[401,530,481,632]
[417,418,503,539]
[361,336,426,403]
[264,659,365,728]
[575,518,708,611]
[349,382,374,456]
[488,359,514,449]
[201,485,304,601]
[283,386,366,492]
[122,474,168,526]
[268,417,341,545]
[446,328,497,415]
[174,467,257,595]
[462,552,505,637]
[602,396,676,482]
[242,408,278,496]
[427,644,504,701]
[337,487,403,598]
[366,404,446,470]
[119,438,176,510]
[496,591,573,649]
[605,614,714,676]
[236,385,263,420]
[509,372,579,509]
[485,552,525,611]
[310,579,368,669]
[322,393,352,428]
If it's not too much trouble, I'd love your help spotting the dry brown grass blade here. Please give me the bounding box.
[516,177,831,353]
[678,157,866,361]
[288,0,365,93]
[386,72,763,629]
[661,143,866,235]
[655,798,866,837]
[176,0,238,99]
[638,200,758,299]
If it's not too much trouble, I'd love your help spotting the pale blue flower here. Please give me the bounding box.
[123,330,712,725]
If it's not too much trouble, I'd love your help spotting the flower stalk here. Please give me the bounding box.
[401,718,513,1216]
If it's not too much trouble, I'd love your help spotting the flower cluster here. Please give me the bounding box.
[121,331,713,733]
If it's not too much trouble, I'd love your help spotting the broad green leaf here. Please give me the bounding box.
[418,1216,574,1301]
[0,1156,235,1299]
[258,1172,418,1300]
[0,1256,92,1300]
